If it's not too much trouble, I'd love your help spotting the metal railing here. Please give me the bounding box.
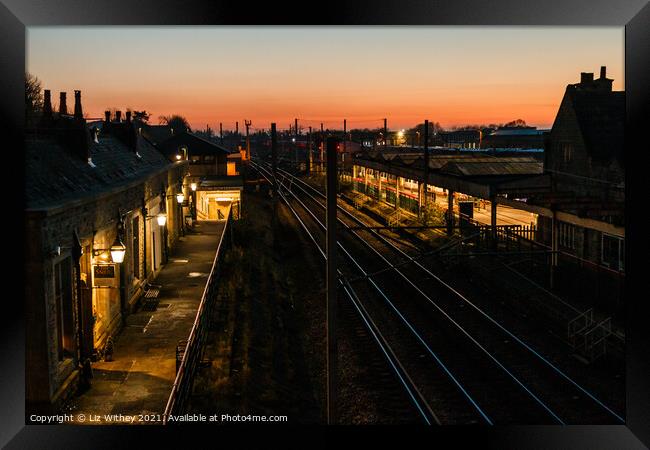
[162,208,233,423]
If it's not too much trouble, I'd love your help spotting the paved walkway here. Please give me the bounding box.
[69,221,225,424]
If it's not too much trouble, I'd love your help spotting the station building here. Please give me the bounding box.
[25,91,189,413]
[154,131,244,221]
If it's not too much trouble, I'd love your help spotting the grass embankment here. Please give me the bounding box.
[190,191,323,423]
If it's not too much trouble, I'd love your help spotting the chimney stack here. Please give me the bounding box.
[126,111,131,123]
[115,110,122,122]
[600,66,607,79]
[580,72,594,84]
[59,92,68,115]
[73,90,83,119]
[105,110,111,123]
[43,90,52,118]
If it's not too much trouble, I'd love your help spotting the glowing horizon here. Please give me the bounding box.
[27,27,624,132]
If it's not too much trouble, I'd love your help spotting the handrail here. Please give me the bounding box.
[163,207,232,423]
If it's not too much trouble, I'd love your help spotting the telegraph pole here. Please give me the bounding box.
[383,118,388,147]
[342,119,347,184]
[244,119,252,161]
[295,118,299,166]
[320,123,324,173]
[271,123,278,190]
[307,126,312,175]
[271,123,278,246]
[326,136,339,425]
[422,119,429,219]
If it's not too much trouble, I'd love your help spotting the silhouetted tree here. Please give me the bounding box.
[132,110,151,123]
[158,114,191,133]
[504,118,528,128]
[25,72,43,119]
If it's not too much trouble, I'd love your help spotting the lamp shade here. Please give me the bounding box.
[190,182,197,191]
[110,237,126,263]
[176,193,185,204]
[157,213,167,226]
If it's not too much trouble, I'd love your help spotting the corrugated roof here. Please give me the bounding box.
[440,160,543,177]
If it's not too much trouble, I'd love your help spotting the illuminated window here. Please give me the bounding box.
[54,257,74,360]
[203,155,215,163]
[132,217,140,279]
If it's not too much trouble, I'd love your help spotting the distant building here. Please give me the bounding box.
[438,129,482,149]
[154,131,244,220]
[25,92,189,413]
[480,126,547,149]
[544,66,624,199]
[139,124,174,145]
[155,131,238,177]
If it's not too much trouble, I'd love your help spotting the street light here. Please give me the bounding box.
[156,213,167,226]
[190,182,197,191]
[176,192,185,204]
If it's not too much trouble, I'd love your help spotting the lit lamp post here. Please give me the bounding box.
[176,190,185,236]
[92,216,127,326]
[189,182,197,220]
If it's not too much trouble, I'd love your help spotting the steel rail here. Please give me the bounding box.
[251,160,438,425]
[272,166,562,424]
[276,163,624,424]
[253,160,492,424]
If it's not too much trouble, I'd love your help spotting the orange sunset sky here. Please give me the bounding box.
[26,27,624,131]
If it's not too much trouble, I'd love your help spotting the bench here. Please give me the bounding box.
[141,281,162,311]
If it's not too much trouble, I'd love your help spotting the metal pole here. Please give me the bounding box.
[307,126,312,175]
[271,123,278,248]
[383,118,388,147]
[271,123,278,191]
[423,120,429,218]
[326,136,339,425]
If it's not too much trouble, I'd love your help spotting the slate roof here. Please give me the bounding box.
[26,126,174,210]
[567,88,625,165]
[140,125,173,145]
[156,131,233,158]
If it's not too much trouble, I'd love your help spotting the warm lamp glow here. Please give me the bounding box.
[175,154,182,160]
[110,237,126,263]
[176,193,185,204]
[157,213,167,226]
[190,182,197,191]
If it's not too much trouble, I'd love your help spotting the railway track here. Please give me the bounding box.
[251,158,624,425]
[252,160,489,424]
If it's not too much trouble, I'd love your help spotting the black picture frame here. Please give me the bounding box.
[3,1,649,448]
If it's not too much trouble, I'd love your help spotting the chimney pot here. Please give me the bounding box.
[105,110,111,123]
[600,66,607,79]
[580,72,594,84]
[73,90,83,119]
[59,92,67,115]
[43,90,52,118]
[126,111,131,123]
[115,110,122,122]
